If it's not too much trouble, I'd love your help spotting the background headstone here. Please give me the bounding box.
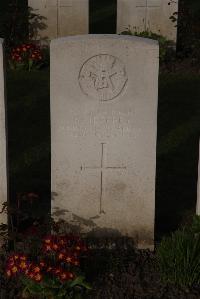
[117,0,178,41]
[51,35,159,249]
[29,0,89,40]
[0,39,7,225]
[197,140,200,215]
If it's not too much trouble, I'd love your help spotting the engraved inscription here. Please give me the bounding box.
[78,54,128,101]
[63,111,134,138]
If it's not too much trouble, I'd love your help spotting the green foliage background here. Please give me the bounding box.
[157,216,200,288]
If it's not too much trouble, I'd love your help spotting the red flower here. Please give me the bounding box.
[34,273,43,282]
[60,271,75,281]
[20,256,27,261]
[6,270,12,277]
[39,261,45,268]
[52,243,59,251]
[43,243,52,252]
[46,266,53,273]
[33,266,40,273]
[65,255,73,263]
[6,254,29,277]
[58,253,65,260]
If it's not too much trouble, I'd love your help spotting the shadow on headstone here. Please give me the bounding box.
[89,0,117,33]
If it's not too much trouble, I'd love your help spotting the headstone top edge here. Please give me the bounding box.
[50,34,159,48]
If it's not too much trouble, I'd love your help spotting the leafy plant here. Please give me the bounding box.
[5,235,91,298]
[0,199,91,298]
[187,215,200,234]
[157,216,200,287]
[121,27,176,64]
[8,43,45,71]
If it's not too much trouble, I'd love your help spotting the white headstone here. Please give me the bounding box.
[51,35,159,249]
[28,0,89,40]
[0,39,7,225]
[117,0,178,41]
[197,141,200,215]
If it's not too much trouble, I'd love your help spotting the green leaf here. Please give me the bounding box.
[69,276,92,290]
[28,59,33,71]
[43,276,61,289]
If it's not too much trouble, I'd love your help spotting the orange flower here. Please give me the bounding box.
[58,253,65,260]
[33,266,40,273]
[19,261,27,270]
[11,266,18,273]
[34,273,42,282]
[14,255,19,260]
[53,243,59,250]
[66,256,72,263]
[44,238,51,244]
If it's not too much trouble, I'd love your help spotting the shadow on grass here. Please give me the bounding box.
[155,73,200,239]
[6,69,51,213]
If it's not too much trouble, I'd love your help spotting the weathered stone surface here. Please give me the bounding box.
[197,141,200,215]
[28,0,89,40]
[117,0,178,41]
[51,35,159,249]
[0,39,7,225]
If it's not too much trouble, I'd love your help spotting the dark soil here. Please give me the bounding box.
[83,248,200,299]
[160,58,200,75]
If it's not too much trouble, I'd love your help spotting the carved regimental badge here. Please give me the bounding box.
[79,54,128,101]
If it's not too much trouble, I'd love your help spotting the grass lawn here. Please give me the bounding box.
[5,69,200,239]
